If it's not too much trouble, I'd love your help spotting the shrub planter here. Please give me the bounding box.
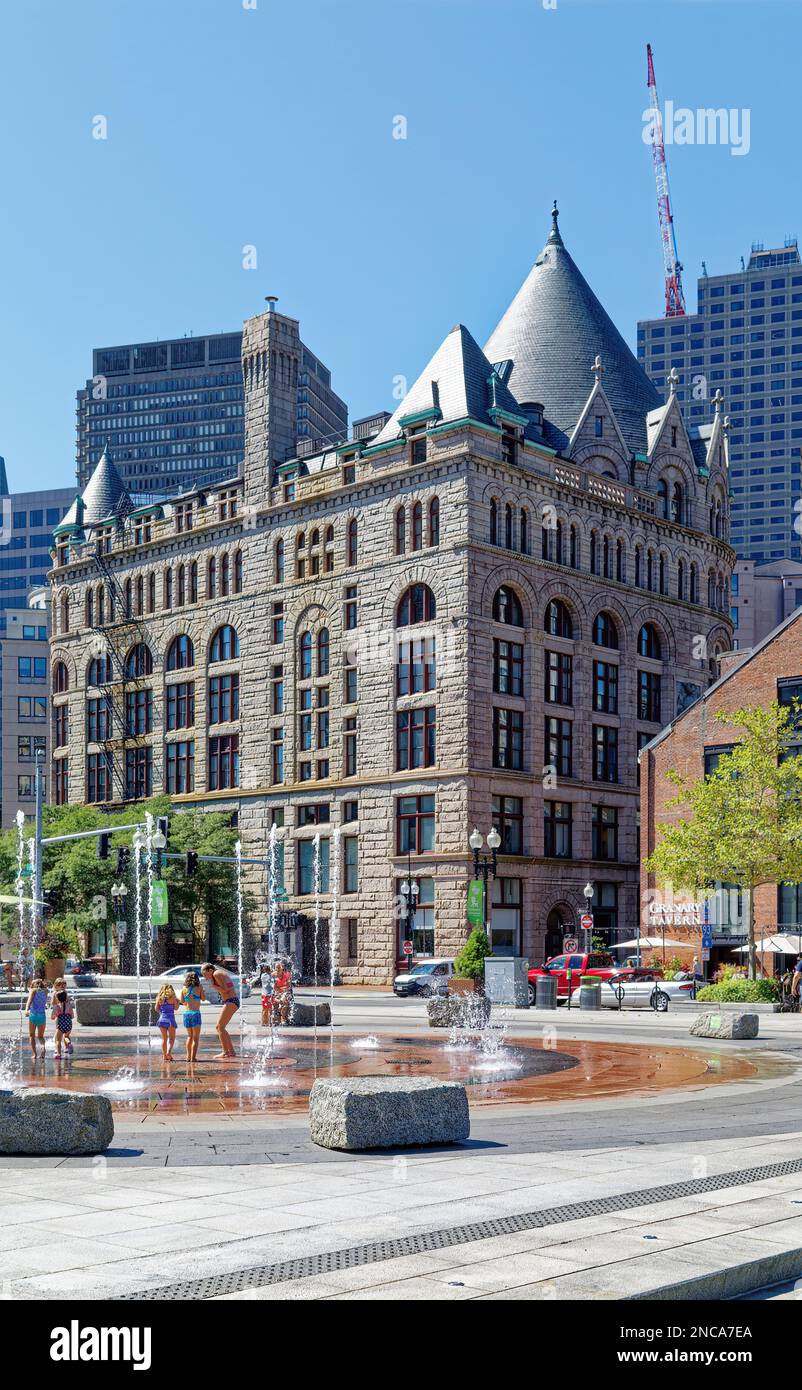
[448,977,480,997]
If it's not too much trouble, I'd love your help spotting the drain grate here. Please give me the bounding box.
[117,1155,802,1300]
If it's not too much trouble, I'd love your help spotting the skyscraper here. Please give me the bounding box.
[76,323,348,496]
[638,240,802,562]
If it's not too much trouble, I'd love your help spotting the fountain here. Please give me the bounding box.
[235,839,246,1053]
[14,811,30,1031]
[267,822,280,958]
[349,1035,381,1050]
[0,1036,22,1090]
[132,827,144,1055]
[329,825,341,1033]
[100,1065,144,1094]
[311,832,321,1041]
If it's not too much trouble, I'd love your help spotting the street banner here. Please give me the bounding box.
[466,879,484,926]
[151,880,169,927]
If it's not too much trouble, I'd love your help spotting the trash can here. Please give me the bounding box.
[578,976,601,1010]
[535,975,558,1009]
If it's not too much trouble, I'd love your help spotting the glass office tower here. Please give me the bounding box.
[638,241,802,562]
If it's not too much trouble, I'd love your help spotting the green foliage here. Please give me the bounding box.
[591,934,607,953]
[454,926,491,981]
[696,978,780,1003]
[645,702,802,977]
[34,920,82,968]
[0,799,244,961]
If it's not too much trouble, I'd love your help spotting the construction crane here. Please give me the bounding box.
[646,43,686,317]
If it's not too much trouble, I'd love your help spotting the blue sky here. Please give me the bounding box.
[1,0,799,491]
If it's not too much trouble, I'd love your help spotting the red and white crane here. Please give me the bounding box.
[646,43,686,317]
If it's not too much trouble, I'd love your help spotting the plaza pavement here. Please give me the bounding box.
[2,990,802,1300]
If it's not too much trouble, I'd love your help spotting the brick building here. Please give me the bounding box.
[640,605,802,970]
[48,207,734,981]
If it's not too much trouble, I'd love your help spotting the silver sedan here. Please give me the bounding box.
[597,976,697,1011]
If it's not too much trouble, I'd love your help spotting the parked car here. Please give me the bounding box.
[157,964,252,1003]
[597,974,696,1011]
[527,953,661,1006]
[393,959,454,998]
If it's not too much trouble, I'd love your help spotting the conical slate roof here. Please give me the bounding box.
[484,205,661,455]
[79,445,132,526]
[371,323,525,447]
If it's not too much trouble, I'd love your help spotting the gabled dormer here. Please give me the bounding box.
[567,356,631,478]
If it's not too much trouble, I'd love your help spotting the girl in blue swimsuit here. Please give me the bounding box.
[154,983,179,1060]
[25,977,48,1057]
[180,971,205,1062]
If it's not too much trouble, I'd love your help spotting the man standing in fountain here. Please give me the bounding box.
[202,963,240,1059]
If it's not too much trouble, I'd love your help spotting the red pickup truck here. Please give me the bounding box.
[528,952,659,1005]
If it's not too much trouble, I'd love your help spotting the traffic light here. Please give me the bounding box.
[116,846,130,876]
[185,850,198,879]
[97,832,111,860]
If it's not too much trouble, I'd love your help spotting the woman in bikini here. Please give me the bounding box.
[201,962,239,1059]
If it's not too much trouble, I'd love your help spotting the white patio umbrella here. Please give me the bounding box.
[734,934,802,955]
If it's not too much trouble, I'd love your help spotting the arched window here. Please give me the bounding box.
[603,534,611,579]
[429,497,440,547]
[165,569,173,609]
[412,502,423,551]
[299,631,313,679]
[177,565,186,607]
[520,508,529,556]
[148,573,156,613]
[88,655,112,686]
[221,554,230,597]
[189,562,198,604]
[395,507,406,555]
[593,612,619,649]
[635,546,642,588]
[317,628,330,676]
[659,554,667,595]
[505,504,513,550]
[124,578,133,616]
[347,518,358,567]
[490,499,498,545]
[60,594,70,633]
[233,550,243,594]
[208,557,217,598]
[167,635,194,671]
[325,525,334,545]
[616,538,625,583]
[554,519,562,564]
[135,575,143,615]
[275,539,285,583]
[589,529,598,575]
[97,586,105,625]
[210,625,239,662]
[647,549,654,592]
[310,528,320,548]
[677,558,685,600]
[492,585,523,626]
[690,563,699,604]
[85,590,94,627]
[545,599,573,639]
[671,482,684,525]
[657,478,669,519]
[53,661,69,693]
[570,525,578,569]
[708,568,716,608]
[125,643,153,679]
[638,623,662,660]
[397,584,436,626]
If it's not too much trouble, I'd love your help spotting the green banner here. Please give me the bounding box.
[151,880,169,927]
[466,879,484,927]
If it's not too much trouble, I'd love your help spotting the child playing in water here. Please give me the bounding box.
[24,977,48,1057]
[50,977,74,1057]
[154,983,179,1060]
[180,971,205,1062]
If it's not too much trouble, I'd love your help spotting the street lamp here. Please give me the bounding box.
[583,880,594,952]
[470,826,501,934]
[151,826,167,874]
[400,876,420,963]
[110,881,129,974]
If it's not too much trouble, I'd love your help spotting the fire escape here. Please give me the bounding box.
[89,540,157,806]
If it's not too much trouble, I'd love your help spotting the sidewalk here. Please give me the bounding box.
[3,1129,802,1300]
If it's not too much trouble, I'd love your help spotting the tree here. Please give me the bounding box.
[645,702,802,980]
[454,926,491,982]
[0,798,245,970]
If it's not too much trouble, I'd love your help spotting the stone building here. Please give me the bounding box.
[48,208,734,981]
